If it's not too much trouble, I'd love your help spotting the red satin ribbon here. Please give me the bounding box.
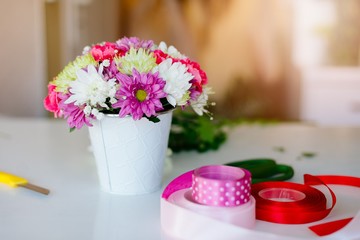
[316,175,360,188]
[252,174,336,224]
[253,174,360,236]
[308,175,360,236]
[309,217,353,236]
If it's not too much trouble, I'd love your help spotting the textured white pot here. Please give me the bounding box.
[88,111,173,195]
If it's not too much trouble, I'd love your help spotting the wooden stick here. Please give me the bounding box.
[18,183,50,195]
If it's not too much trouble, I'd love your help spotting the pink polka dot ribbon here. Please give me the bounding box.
[191,165,252,207]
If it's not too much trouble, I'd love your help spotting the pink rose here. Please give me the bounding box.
[180,58,208,97]
[44,84,62,117]
[153,50,170,64]
[91,42,119,61]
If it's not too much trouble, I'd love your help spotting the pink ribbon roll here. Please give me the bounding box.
[168,188,256,228]
[192,165,252,207]
[161,165,256,232]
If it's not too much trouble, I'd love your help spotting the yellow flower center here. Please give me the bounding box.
[135,89,147,102]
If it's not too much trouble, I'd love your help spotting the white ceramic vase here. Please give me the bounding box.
[88,111,173,195]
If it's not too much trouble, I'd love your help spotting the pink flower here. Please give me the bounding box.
[43,84,62,118]
[113,69,167,120]
[179,58,208,99]
[58,94,93,129]
[91,42,119,61]
[103,60,122,81]
[153,50,170,64]
[115,37,154,56]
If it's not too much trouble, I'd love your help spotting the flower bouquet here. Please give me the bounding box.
[44,36,212,130]
[43,37,213,194]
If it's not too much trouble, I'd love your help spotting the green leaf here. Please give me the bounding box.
[273,146,285,152]
[147,116,160,123]
[197,117,216,143]
[168,110,227,153]
[302,152,317,158]
[69,127,76,133]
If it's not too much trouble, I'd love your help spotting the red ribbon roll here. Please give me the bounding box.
[252,174,336,224]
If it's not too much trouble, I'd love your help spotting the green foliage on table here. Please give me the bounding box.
[169,110,227,153]
[296,151,317,161]
[301,152,317,158]
[273,146,286,153]
[168,110,280,153]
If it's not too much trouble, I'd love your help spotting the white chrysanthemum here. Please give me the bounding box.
[115,48,157,75]
[65,64,117,118]
[53,53,97,93]
[154,58,193,107]
[158,41,185,59]
[191,86,214,116]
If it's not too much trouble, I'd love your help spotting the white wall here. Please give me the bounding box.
[300,68,360,126]
[291,0,336,67]
[0,0,47,117]
[58,0,120,66]
[291,0,360,126]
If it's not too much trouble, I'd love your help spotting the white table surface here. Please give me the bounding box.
[0,117,360,240]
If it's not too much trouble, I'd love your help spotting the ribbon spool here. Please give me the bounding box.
[252,174,336,224]
[168,189,256,229]
[162,165,256,229]
[192,165,252,207]
[226,158,294,183]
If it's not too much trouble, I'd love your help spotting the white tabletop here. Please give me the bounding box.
[0,117,359,240]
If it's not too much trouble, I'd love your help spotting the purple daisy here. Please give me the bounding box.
[113,69,167,120]
[116,37,154,53]
[103,60,121,81]
[58,93,93,129]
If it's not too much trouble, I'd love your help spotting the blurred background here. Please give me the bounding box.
[0,0,360,126]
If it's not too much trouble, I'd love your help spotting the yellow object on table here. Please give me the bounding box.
[0,171,50,195]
